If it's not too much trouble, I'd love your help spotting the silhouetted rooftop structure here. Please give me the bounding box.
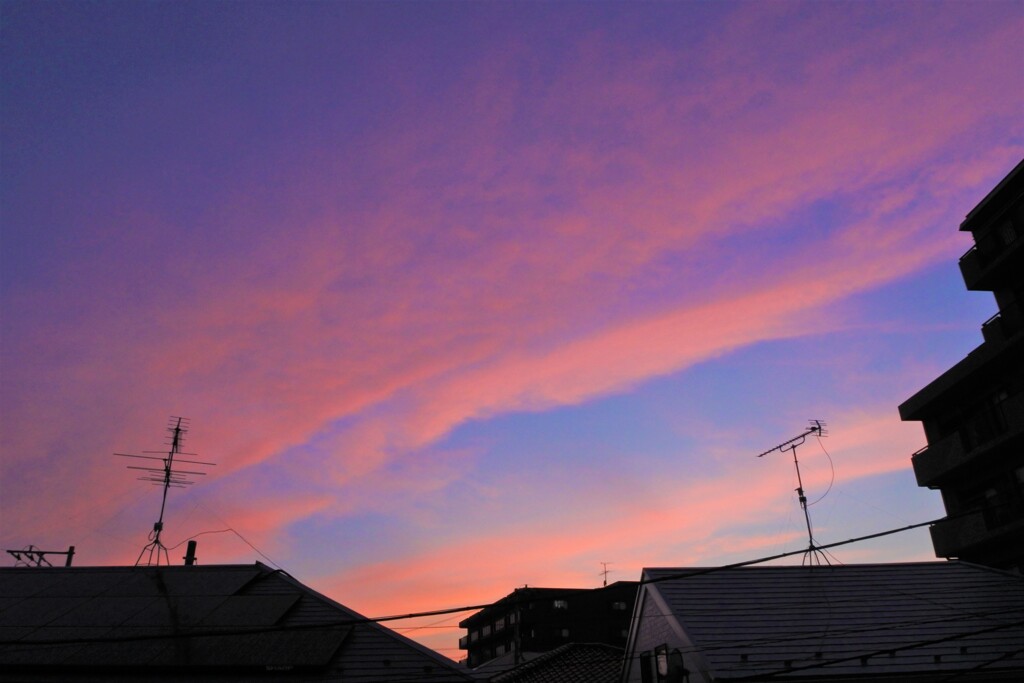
[491,642,623,683]
[622,561,1024,682]
[0,562,476,682]
[900,157,1024,572]
[459,581,638,670]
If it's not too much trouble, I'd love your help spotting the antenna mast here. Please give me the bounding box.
[756,420,828,564]
[599,562,612,587]
[5,545,75,567]
[116,417,214,566]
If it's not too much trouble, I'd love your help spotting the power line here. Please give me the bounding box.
[5,512,1022,683]
[0,514,961,645]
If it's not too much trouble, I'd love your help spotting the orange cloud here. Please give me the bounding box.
[2,5,1019,661]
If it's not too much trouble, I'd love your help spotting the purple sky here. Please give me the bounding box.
[2,0,1023,657]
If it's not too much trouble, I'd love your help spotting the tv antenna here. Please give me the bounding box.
[116,417,214,566]
[599,562,613,587]
[756,420,829,564]
[6,545,75,567]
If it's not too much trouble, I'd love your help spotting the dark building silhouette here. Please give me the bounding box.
[0,562,476,682]
[622,562,1024,683]
[899,158,1024,573]
[459,581,638,670]
[491,642,623,683]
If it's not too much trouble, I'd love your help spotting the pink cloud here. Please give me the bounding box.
[320,404,927,611]
[2,7,1019,662]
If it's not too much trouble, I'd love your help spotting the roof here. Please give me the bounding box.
[470,650,544,678]
[460,582,638,627]
[0,562,475,682]
[491,643,623,683]
[459,588,588,628]
[638,561,1024,681]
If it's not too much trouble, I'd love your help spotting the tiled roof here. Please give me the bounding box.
[0,563,475,682]
[641,561,1024,680]
[491,643,622,683]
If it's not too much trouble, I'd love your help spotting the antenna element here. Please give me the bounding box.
[756,420,829,564]
[116,417,214,566]
[6,545,75,567]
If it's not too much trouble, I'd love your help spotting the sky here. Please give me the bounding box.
[2,0,1023,659]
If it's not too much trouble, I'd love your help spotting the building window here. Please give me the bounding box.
[612,601,628,611]
[560,628,570,638]
[553,599,569,609]
[483,625,491,637]
[495,619,505,632]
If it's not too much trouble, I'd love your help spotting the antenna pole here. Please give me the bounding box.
[152,418,183,547]
[756,420,828,564]
[116,417,214,566]
[789,442,814,550]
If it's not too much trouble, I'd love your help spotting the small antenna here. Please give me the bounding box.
[756,420,829,565]
[599,562,613,587]
[116,417,214,566]
[6,545,75,567]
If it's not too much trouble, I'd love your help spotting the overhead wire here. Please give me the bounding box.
[0,514,987,641]
[190,500,283,569]
[5,511,1023,679]
[807,432,835,506]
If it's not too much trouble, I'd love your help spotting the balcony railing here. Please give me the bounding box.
[981,312,1006,344]
[958,235,1023,291]
[931,510,987,557]
[911,431,965,487]
[959,244,985,290]
[912,393,1024,486]
[931,508,1024,559]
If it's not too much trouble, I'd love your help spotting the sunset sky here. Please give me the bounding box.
[2,0,1023,658]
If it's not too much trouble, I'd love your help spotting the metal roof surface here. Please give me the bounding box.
[492,643,623,683]
[641,561,1024,680]
[0,563,475,682]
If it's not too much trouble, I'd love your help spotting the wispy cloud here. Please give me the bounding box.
[2,1,1021,656]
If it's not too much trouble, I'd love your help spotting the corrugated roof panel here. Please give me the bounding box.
[2,626,109,665]
[198,594,299,627]
[493,643,623,683]
[142,567,261,596]
[0,564,475,681]
[0,571,65,598]
[33,572,123,598]
[0,639,86,666]
[0,595,93,628]
[58,626,184,667]
[48,597,157,627]
[643,562,1024,679]
[141,626,349,667]
[117,595,225,627]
